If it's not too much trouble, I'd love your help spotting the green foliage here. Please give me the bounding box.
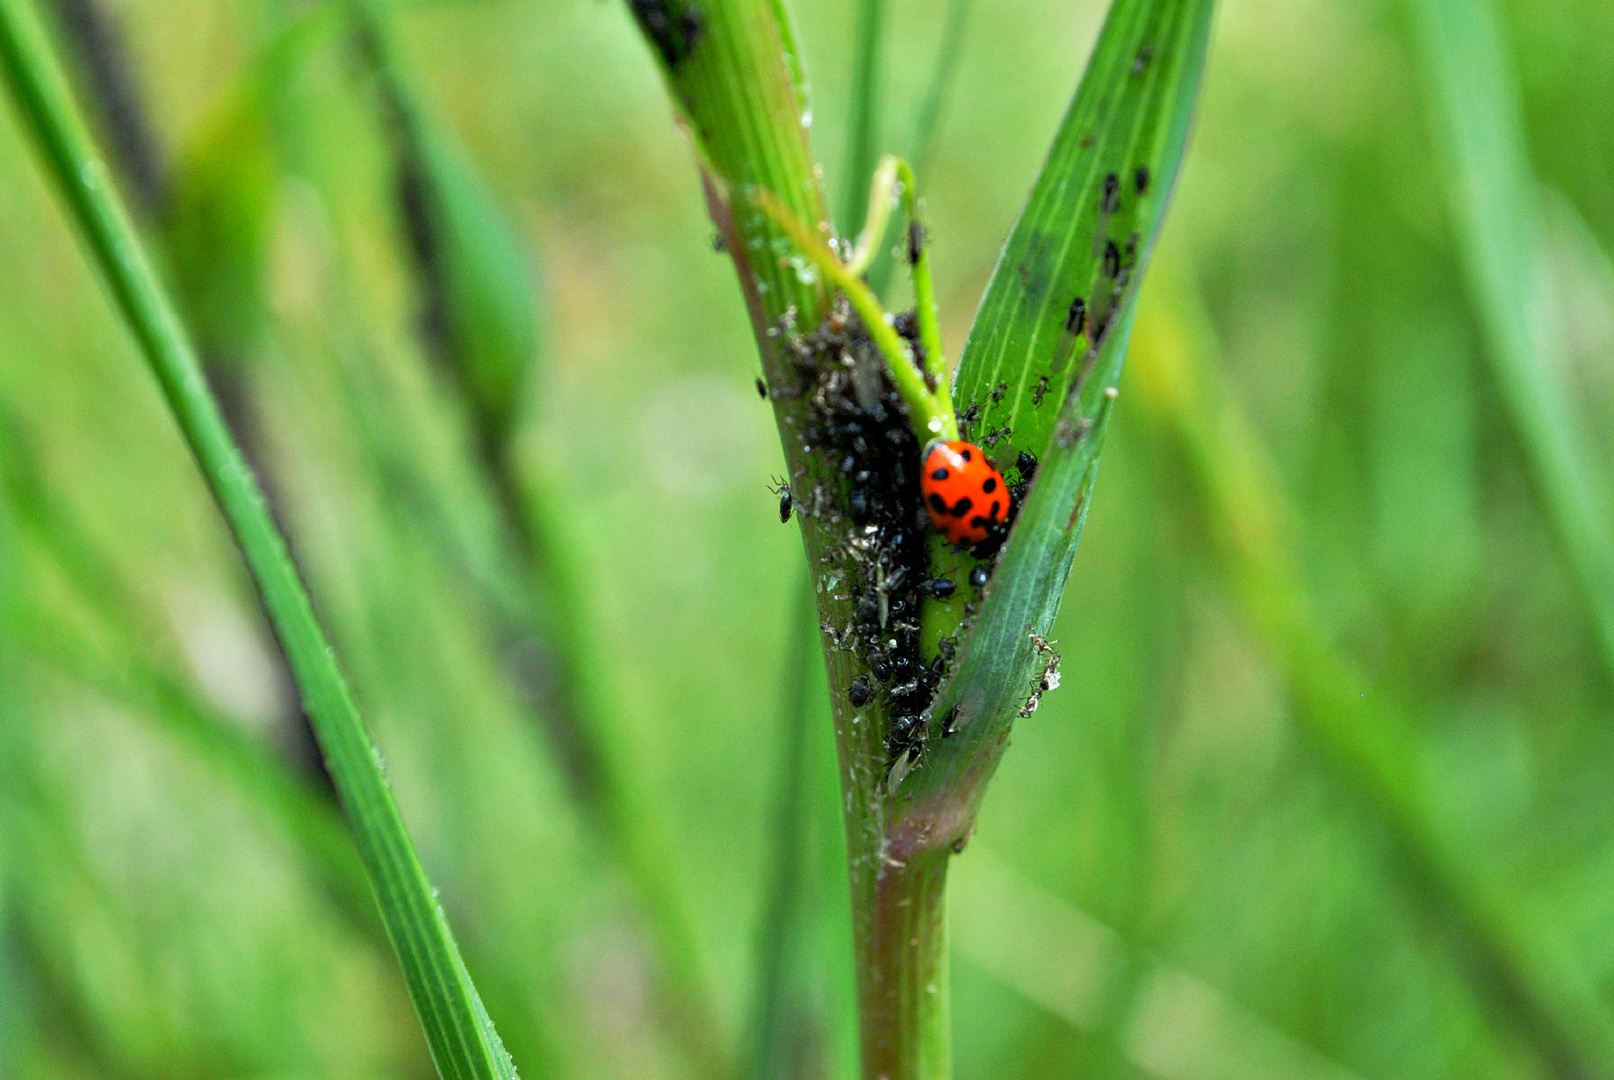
[0,2,516,1078]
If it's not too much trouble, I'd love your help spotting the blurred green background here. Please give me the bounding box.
[2,0,1613,1078]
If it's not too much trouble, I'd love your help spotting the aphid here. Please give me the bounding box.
[1065,296,1087,336]
[991,381,1008,404]
[970,564,991,590]
[756,375,768,398]
[713,232,729,253]
[920,577,956,600]
[1134,166,1151,194]
[907,220,925,266]
[1101,172,1120,214]
[1031,375,1050,407]
[848,674,873,708]
[771,478,793,523]
[920,440,1007,546]
[1017,450,1039,482]
[1103,240,1121,278]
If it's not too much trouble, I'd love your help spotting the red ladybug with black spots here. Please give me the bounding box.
[920,440,1007,546]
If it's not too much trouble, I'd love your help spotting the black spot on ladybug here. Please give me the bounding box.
[1135,166,1151,194]
[982,477,998,494]
[970,515,989,530]
[1101,172,1120,213]
[989,499,1002,519]
[907,220,925,266]
[960,447,973,462]
[848,675,873,707]
[931,468,949,481]
[950,496,974,517]
[928,493,948,515]
[1065,296,1086,336]
[1103,240,1121,278]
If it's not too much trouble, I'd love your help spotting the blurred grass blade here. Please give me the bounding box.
[350,0,540,448]
[1408,0,1614,682]
[1129,263,1614,1080]
[907,0,972,178]
[750,575,826,1080]
[0,4,520,1078]
[838,0,882,235]
[865,0,973,298]
[951,847,1368,1080]
[896,0,1215,841]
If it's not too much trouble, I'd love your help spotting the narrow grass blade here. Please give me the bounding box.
[1408,0,1614,684]
[750,574,825,1080]
[0,3,519,1077]
[894,0,1216,847]
[1129,266,1614,1080]
[349,0,540,447]
[837,0,882,236]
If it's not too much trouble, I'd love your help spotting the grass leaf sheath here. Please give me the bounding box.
[0,2,518,1077]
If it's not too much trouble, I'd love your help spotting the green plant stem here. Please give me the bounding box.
[0,3,516,1077]
[854,849,951,1080]
[627,2,957,1074]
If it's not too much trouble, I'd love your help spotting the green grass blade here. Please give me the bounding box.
[1407,0,1614,684]
[864,0,973,299]
[894,0,1216,844]
[906,0,972,179]
[749,574,823,1080]
[350,0,540,447]
[1130,266,1614,1080]
[837,0,882,236]
[0,3,519,1077]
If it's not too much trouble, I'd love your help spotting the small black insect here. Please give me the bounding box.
[770,478,793,523]
[756,376,768,398]
[1031,375,1050,407]
[907,220,925,266]
[1134,166,1151,194]
[1103,240,1121,279]
[921,577,956,600]
[970,564,991,590]
[991,381,1008,404]
[1101,172,1120,214]
[1017,450,1039,482]
[1065,296,1087,336]
[893,309,919,340]
[959,401,982,428]
[848,674,873,708]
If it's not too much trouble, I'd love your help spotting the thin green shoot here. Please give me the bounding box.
[754,177,958,443]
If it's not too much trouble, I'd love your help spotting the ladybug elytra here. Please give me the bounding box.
[920,440,1007,546]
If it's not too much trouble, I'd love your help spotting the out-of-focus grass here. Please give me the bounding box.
[1,0,1613,1078]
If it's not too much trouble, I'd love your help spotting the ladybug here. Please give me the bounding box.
[920,440,1007,546]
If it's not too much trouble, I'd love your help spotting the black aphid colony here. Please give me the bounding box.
[777,297,944,764]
